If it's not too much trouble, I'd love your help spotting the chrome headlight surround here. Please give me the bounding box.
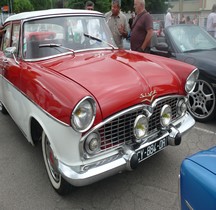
[84,132,101,155]
[160,104,172,127]
[71,96,96,132]
[133,115,149,143]
[185,68,199,93]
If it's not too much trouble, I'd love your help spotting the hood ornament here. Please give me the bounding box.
[140,90,157,103]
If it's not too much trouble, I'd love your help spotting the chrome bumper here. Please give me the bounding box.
[58,112,195,187]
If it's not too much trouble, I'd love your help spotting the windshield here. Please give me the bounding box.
[153,21,160,30]
[23,15,116,59]
[167,25,216,53]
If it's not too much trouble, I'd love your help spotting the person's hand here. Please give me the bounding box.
[118,24,127,37]
[137,47,150,53]
[137,47,144,52]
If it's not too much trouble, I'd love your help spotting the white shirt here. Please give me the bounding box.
[206,12,216,37]
[165,12,173,28]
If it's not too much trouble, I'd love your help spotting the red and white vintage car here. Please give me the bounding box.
[0,9,198,194]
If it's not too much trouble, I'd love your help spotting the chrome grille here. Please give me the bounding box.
[99,97,179,152]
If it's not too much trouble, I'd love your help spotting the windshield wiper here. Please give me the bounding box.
[39,43,75,54]
[184,49,206,53]
[83,33,115,50]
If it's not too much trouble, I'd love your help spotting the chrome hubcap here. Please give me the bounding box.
[45,137,60,182]
[188,80,215,119]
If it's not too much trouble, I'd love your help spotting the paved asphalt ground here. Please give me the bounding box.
[0,112,216,210]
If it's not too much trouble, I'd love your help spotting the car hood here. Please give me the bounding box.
[178,50,216,72]
[44,50,181,118]
[187,146,216,175]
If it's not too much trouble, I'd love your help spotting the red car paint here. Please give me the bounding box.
[0,48,194,126]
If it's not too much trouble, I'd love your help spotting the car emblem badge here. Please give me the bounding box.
[140,90,157,103]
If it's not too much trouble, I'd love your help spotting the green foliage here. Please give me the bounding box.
[145,0,167,14]
[0,0,8,7]
[0,0,167,14]
[13,0,34,13]
[121,0,167,14]
[95,0,110,13]
[30,0,52,10]
[67,0,85,9]
[121,0,134,12]
[67,0,110,12]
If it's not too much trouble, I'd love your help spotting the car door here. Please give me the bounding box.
[0,23,12,104]
[0,22,24,124]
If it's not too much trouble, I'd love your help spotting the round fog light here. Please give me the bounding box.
[133,115,148,143]
[85,132,101,155]
[160,105,172,127]
[177,99,187,116]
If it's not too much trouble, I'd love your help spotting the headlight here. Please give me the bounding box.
[133,115,149,143]
[177,98,187,116]
[71,97,96,132]
[160,105,172,127]
[185,68,199,93]
[85,132,101,155]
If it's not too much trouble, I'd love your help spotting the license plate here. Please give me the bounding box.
[137,138,167,163]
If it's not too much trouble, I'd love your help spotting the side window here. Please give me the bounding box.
[3,25,11,51]
[11,23,20,56]
[0,25,3,49]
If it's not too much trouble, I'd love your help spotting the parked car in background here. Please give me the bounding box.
[153,20,164,37]
[25,23,57,41]
[25,31,56,41]
[0,9,197,195]
[179,146,216,210]
[151,24,216,122]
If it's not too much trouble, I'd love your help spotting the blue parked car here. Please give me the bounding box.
[179,146,216,210]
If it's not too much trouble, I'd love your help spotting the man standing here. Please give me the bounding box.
[207,4,216,38]
[85,1,94,10]
[165,8,173,28]
[105,0,129,49]
[130,0,153,53]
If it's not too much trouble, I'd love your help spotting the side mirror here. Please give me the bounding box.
[155,42,169,51]
[4,47,19,64]
[4,46,16,56]
[150,42,170,57]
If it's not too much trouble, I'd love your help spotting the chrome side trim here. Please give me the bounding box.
[185,200,194,210]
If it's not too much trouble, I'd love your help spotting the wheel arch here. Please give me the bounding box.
[30,117,43,146]
[198,70,216,91]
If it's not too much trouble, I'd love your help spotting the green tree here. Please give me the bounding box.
[13,0,34,13]
[120,0,167,14]
[0,0,12,13]
[145,0,167,14]
[0,0,9,7]
[121,0,134,12]
[67,0,110,13]
[95,0,110,13]
[30,0,52,10]
[67,0,85,9]
[0,0,168,14]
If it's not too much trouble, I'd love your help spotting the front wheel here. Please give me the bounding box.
[42,131,71,195]
[188,79,216,122]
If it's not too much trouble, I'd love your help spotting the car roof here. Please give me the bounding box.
[5,9,103,23]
